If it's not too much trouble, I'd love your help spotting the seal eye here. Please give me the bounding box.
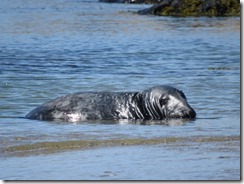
[159,98,168,107]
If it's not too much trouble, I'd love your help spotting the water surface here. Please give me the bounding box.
[0,0,240,180]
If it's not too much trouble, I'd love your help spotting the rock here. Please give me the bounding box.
[137,0,240,16]
[99,0,163,4]
[99,0,127,3]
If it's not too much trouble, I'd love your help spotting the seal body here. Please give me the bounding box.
[26,85,196,122]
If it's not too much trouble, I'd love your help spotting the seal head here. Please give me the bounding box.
[139,86,196,119]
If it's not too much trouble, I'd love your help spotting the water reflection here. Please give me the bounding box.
[117,118,195,125]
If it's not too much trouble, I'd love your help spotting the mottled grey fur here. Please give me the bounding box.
[26,85,196,122]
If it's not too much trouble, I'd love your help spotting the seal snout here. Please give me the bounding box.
[181,106,196,119]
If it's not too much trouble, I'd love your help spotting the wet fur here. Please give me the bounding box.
[26,85,196,122]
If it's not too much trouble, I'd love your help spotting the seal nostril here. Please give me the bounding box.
[181,108,196,118]
[188,108,196,118]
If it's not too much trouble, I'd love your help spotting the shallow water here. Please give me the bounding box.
[0,0,240,180]
[1,138,240,180]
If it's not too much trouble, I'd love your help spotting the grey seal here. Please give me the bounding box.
[25,85,196,122]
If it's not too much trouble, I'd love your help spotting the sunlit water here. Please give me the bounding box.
[0,0,240,180]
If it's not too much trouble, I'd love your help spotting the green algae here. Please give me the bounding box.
[175,0,203,16]
[149,0,240,16]
[1,136,240,156]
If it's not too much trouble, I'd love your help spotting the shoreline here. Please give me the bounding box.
[1,135,240,157]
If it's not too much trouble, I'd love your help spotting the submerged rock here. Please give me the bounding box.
[137,0,240,16]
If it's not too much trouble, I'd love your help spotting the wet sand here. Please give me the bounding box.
[1,135,240,157]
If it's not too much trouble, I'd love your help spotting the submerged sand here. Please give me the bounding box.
[1,135,240,157]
